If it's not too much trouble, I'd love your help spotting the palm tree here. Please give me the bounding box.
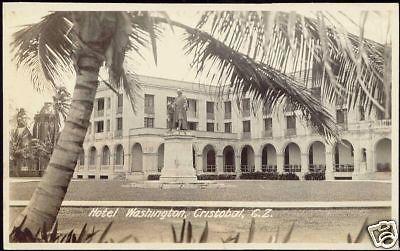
[50,86,71,146]
[10,10,388,235]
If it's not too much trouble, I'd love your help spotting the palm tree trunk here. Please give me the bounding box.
[12,55,102,233]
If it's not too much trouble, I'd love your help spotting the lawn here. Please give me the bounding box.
[9,179,391,201]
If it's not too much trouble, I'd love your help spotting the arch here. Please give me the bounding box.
[261,144,277,172]
[308,141,326,172]
[115,144,124,165]
[284,142,301,172]
[102,145,110,165]
[241,145,255,172]
[333,139,354,172]
[223,145,235,172]
[375,138,391,172]
[157,143,164,172]
[131,143,143,172]
[89,146,97,166]
[202,144,216,172]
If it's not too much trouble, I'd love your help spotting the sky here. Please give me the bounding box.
[3,3,396,127]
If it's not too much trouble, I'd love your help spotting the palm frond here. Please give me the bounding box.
[194,11,389,116]
[178,21,338,141]
[11,12,76,90]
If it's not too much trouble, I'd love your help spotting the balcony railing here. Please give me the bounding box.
[203,165,216,173]
[308,164,326,173]
[334,164,354,172]
[283,164,301,173]
[263,130,273,138]
[95,110,104,118]
[373,119,391,128]
[262,165,277,173]
[284,128,296,137]
[241,132,251,139]
[224,165,235,173]
[116,106,123,114]
[206,112,215,120]
[240,165,255,173]
[224,112,232,119]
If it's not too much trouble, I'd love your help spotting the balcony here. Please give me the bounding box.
[223,165,235,173]
[284,128,296,137]
[334,164,354,172]
[240,165,255,173]
[262,165,277,173]
[206,112,215,120]
[224,112,232,120]
[308,164,326,173]
[129,127,239,140]
[283,164,301,173]
[203,165,216,173]
[263,130,273,138]
[94,110,104,118]
[373,119,391,128]
[241,132,251,140]
[116,106,123,114]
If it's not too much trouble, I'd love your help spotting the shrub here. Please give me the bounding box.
[218,174,237,180]
[147,174,160,180]
[240,171,279,180]
[278,173,300,180]
[304,172,325,180]
[197,174,218,180]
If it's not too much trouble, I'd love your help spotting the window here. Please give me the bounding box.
[224,122,232,133]
[106,119,110,132]
[336,109,347,124]
[286,115,296,129]
[224,101,232,119]
[116,117,123,130]
[117,94,123,107]
[311,86,321,101]
[188,122,197,130]
[144,94,155,114]
[242,98,250,116]
[106,97,111,109]
[95,121,104,133]
[358,105,365,121]
[243,120,251,132]
[97,98,104,111]
[206,122,214,132]
[206,101,214,119]
[187,99,197,117]
[144,117,154,128]
[264,118,272,131]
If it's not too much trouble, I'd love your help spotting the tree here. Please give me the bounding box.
[10,10,388,234]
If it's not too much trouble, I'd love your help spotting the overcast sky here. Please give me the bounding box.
[3,3,396,126]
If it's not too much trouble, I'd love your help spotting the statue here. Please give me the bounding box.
[173,89,188,130]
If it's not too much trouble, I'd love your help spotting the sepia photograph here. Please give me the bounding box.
[3,2,399,250]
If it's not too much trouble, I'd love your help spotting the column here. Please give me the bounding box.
[325,146,334,180]
[367,147,375,173]
[196,154,203,175]
[216,154,224,174]
[254,154,262,172]
[235,155,242,179]
[96,153,101,179]
[300,153,308,180]
[353,146,361,177]
[276,153,284,173]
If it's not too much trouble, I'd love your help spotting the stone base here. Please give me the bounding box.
[160,131,198,184]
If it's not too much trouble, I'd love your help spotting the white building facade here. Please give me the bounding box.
[73,75,392,181]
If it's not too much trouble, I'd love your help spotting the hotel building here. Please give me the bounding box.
[73,75,392,181]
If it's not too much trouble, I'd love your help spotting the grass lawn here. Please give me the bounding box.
[9,206,389,243]
[9,179,391,201]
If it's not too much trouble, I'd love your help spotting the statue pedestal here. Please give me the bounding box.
[160,131,198,183]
